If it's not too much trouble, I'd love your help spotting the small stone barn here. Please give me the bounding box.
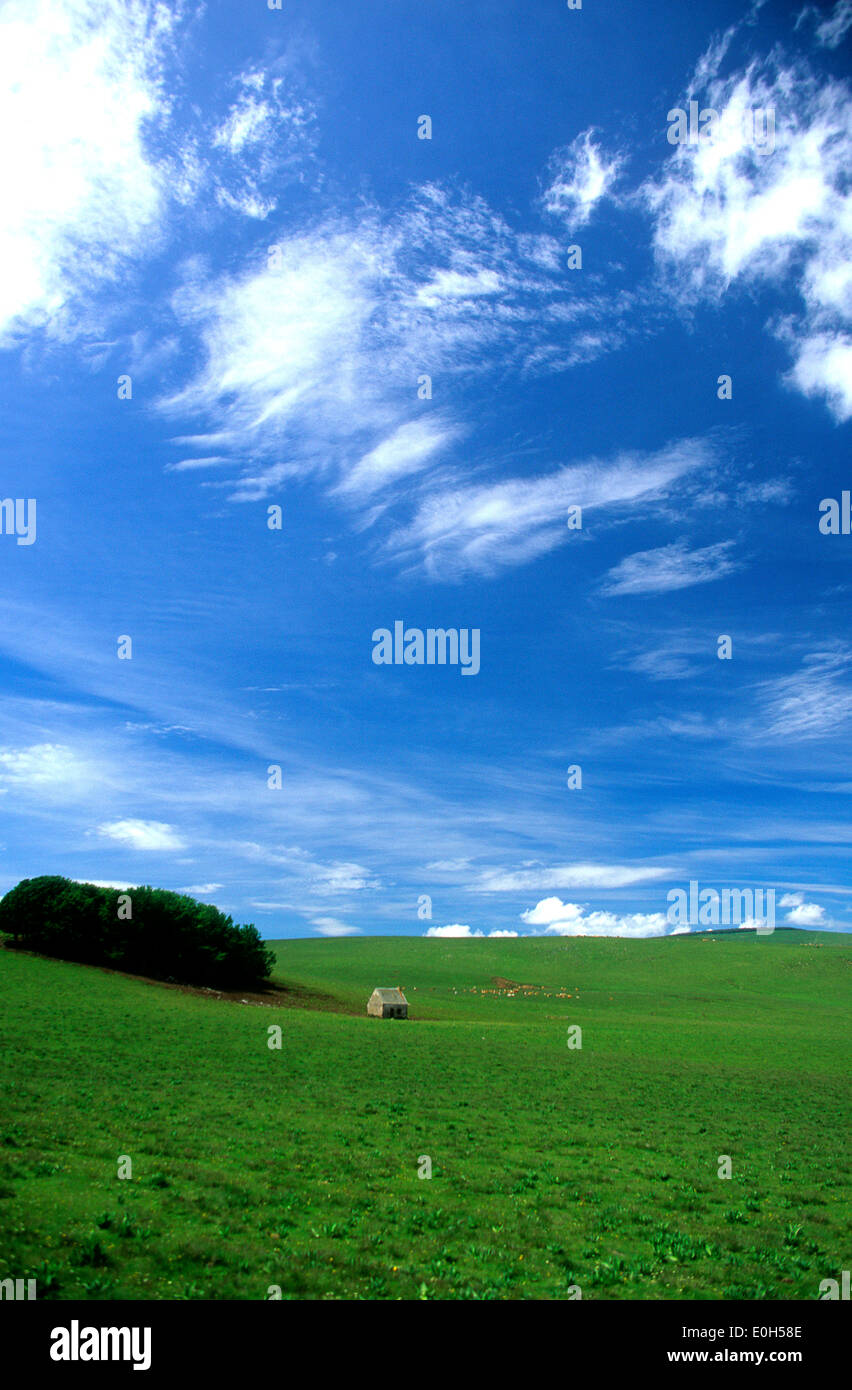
[367,987,408,1019]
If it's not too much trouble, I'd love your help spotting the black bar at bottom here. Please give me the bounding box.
[2,1297,846,1378]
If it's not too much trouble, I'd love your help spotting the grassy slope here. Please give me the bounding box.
[0,930,848,1300]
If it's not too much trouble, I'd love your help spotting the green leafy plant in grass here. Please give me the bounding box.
[0,930,846,1301]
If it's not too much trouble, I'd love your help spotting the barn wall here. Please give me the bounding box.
[367,996,408,1017]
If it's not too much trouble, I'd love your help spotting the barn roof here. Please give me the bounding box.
[370,987,408,1004]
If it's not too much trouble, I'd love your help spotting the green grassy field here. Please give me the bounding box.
[0,929,848,1300]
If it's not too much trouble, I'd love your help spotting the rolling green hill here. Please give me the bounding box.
[0,930,848,1300]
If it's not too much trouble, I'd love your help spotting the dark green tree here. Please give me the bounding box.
[0,876,274,988]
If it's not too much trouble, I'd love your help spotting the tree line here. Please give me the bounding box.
[0,876,274,988]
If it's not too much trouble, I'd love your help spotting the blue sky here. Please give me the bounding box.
[1,0,851,940]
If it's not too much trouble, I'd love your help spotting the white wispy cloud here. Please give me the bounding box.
[642,37,852,420]
[0,0,177,342]
[161,224,399,492]
[625,647,700,681]
[0,742,107,805]
[415,267,502,306]
[311,917,360,936]
[207,67,317,219]
[0,743,80,785]
[542,129,622,228]
[757,648,852,740]
[218,68,315,152]
[476,863,672,892]
[0,4,319,347]
[309,862,379,893]
[334,418,462,498]
[213,80,275,155]
[601,540,739,596]
[97,818,186,851]
[160,185,649,532]
[817,0,852,47]
[382,440,711,580]
[797,1,852,50]
[165,457,232,472]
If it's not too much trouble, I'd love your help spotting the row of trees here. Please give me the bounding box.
[0,876,274,988]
